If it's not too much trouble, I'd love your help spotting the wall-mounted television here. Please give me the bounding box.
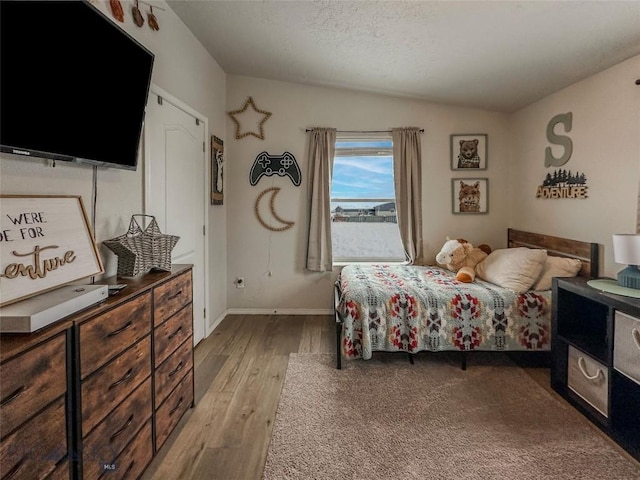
[0,1,154,171]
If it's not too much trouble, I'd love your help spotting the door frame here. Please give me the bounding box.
[143,83,211,340]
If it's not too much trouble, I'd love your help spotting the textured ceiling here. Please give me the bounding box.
[167,0,640,112]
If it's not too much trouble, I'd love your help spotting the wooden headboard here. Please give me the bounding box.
[507,229,599,278]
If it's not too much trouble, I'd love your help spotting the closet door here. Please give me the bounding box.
[144,89,207,346]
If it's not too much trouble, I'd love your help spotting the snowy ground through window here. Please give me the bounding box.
[331,222,405,260]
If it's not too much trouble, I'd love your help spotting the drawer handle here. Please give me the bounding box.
[3,456,25,480]
[108,368,133,390]
[107,320,133,337]
[168,289,183,301]
[54,454,68,468]
[168,325,183,340]
[632,328,640,351]
[110,414,134,442]
[578,356,603,381]
[0,385,26,407]
[168,361,184,378]
[123,460,135,477]
[169,396,184,415]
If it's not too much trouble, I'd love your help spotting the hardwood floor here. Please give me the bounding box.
[141,314,335,480]
[142,314,637,479]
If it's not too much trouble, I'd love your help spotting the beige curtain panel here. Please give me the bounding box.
[306,127,337,272]
[392,127,424,264]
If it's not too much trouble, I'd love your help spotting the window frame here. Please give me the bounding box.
[330,135,405,264]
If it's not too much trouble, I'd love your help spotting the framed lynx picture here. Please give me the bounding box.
[451,134,487,170]
[452,178,489,214]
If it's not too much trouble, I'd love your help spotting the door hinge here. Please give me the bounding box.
[203,225,206,236]
[204,308,206,319]
[157,95,163,105]
[203,141,205,152]
[196,118,200,126]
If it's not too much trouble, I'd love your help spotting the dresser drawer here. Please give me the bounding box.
[80,292,151,379]
[0,333,66,437]
[46,459,71,480]
[81,335,151,435]
[82,378,152,480]
[614,311,640,385]
[568,346,609,417]
[154,303,193,366]
[46,460,72,480]
[98,420,153,480]
[0,397,67,480]
[155,369,193,450]
[154,271,192,327]
[155,336,193,407]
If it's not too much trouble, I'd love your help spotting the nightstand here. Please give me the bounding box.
[552,277,640,461]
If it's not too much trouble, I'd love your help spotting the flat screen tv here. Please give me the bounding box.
[0,1,154,170]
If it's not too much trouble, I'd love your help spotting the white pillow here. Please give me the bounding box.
[532,256,582,291]
[475,247,548,294]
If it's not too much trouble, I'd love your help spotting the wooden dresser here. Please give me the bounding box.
[0,323,72,479]
[0,265,195,480]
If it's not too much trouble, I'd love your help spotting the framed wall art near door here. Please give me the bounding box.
[0,195,104,306]
[451,134,487,170]
[211,135,224,205]
[452,178,489,214]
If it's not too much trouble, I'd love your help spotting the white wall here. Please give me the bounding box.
[0,1,228,326]
[509,55,640,278]
[5,4,636,319]
[226,76,512,311]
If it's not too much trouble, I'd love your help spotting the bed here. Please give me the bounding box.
[334,229,598,369]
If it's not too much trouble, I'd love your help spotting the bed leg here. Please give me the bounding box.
[461,351,467,371]
[408,353,415,365]
[336,320,342,370]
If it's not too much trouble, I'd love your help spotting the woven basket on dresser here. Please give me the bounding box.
[104,215,180,277]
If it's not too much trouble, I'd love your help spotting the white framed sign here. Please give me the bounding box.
[0,195,104,307]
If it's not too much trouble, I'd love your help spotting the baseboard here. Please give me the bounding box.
[226,308,334,315]
[207,309,228,334]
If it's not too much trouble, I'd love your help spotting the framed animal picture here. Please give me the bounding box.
[452,178,489,214]
[211,135,224,205]
[451,134,487,170]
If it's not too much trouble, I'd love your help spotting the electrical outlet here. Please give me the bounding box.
[235,277,245,289]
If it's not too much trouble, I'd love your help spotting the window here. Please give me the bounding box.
[331,135,405,263]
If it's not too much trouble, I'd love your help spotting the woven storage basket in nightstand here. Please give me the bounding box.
[104,215,180,277]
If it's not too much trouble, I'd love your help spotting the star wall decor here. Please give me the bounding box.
[227,96,272,140]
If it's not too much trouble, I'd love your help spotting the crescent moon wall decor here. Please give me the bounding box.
[254,187,295,232]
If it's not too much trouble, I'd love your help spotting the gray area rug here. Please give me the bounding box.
[263,353,640,480]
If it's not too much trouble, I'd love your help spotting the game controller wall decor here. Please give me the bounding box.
[250,152,301,186]
[227,97,272,140]
[254,187,295,232]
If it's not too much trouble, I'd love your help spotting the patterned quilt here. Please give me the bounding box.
[337,264,551,360]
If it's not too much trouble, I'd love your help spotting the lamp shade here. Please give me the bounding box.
[612,234,640,265]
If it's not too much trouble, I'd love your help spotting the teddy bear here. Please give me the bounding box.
[435,238,492,282]
[457,139,481,168]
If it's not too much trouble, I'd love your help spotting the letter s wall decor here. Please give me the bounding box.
[544,112,573,167]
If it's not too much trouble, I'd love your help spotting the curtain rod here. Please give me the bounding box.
[304,129,424,133]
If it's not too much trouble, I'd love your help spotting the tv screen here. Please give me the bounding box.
[0,1,154,170]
